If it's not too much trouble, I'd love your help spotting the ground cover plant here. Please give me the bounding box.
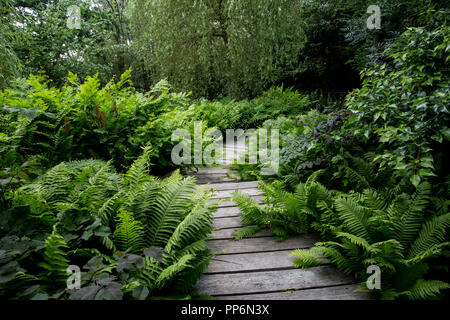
[231,18,449,300]
[1,0,448,301]
[0,149,218,300]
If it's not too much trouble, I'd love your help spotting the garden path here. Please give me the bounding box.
[186,141,372,300]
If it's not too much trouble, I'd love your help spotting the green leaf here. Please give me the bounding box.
[411,175,421,187]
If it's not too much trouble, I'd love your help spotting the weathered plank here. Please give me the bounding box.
[211,188,262,200]
[213,216,244,229]
[216,284,372,300]
[209,195,263,207]
[189,157,369,300]
[207,234,320,255]
[214,206,242,218]
[195,265,355,296]
[210,227,272,240]
[196,176,238,184]
[205,250,318,274]
[192,168,230,175]
[208,181,259,191]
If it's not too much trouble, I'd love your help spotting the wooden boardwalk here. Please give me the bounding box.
[187,142,372,300]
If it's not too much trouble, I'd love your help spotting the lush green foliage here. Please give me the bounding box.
[132,0,306,98]
[1,0,448,302]
[290,178,449,300]
[231,21,450,300]
[0,149,218,300]
[0,72,197,173]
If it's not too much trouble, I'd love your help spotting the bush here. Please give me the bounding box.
[0,149,218,300]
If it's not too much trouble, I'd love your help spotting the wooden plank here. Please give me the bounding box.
[195,265,355,296]
[211,188,262,200]
[216,284,372,300]
[214,206,242,218]
[192,168,229,175]
[205,250,317,274]
[208,234,320,255]
[210,228,272,240]
[208,181,259,191]
[213,216,243,229]
[209,195,263,207]
[196,176,237,184]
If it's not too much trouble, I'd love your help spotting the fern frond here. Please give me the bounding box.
[336,232,371,250]
[406,279,450,300]
[173,253,212,294]
[334,196,371,241]
[125,146,152,201]
[165,206,214,256]
[291,248,323,269]
[408,213,450,259]
[113,210,145,254]
[38,225,69,287]
[232,191,267,226]
[155,254,194,288]
[144,175,197,247]
[233,225,261,240]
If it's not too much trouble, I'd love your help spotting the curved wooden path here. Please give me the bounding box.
[187,142,371,300]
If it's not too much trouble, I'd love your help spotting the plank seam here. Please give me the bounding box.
[209,282,363,298]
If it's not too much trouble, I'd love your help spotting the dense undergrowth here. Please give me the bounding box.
[0,66,318,300]
[231,24,449,300]
[1,148,218,299]
[1,10,449,301]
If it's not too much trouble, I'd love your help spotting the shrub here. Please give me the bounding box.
[0,149,218,299]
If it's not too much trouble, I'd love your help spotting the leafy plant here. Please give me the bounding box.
[291,180,450,300]
[0,149,218,299]
[231,171,333,241]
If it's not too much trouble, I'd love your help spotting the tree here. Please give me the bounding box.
[2,0,135,86]
[131,0,306,98]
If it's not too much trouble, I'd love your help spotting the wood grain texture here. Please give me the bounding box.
[208,181,259,191]
[186,156,367,300]
[213,216,244,229]
[211,188,262,200]
[216,284,372,300]
[205,249,321,274]
[213,206,242,218]
[207,234,320,255]
[210,227,272,240]
[195,265,355,296]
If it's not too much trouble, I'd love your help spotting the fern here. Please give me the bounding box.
[155,254,194,289]
[113,209,145,254]
[233,225,262,240]
[292,179,450,300]
[334,196,371,241]
[230,172,333,240]
[143,174,197,247]
[37,225,69,289]
[407,213,450,259]
[291,248,323,269]
[406,279,450,300]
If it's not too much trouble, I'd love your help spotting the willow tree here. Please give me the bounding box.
[132,0,306,98]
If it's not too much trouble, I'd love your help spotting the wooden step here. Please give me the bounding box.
[211,188,262,200]
[208,181,259,191]
[190,168,229,175]
[205,249,323,274]
[213,216,244,229]
[214,206,242,218]
[196,176,238,184]
[194,265,356,296]
[209,195,263,208]
[216,284,372,300]
[210,228,272,240]
[207,234,320,255]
